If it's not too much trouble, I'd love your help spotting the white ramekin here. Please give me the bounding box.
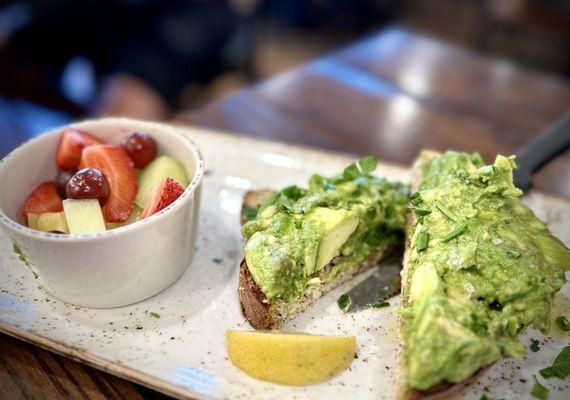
[0,118,204,308]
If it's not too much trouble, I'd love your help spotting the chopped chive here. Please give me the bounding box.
[479,395,489,400]
[338,294,351,312]
[295,220,303,229]
[417,232,429,252]
[530,339,540,352]
[441,221,468,243]
[373,301,390,308]
[409,205,431,216]
[539,367,557,379]
[531,376,549,400]
[555,316,569,332]
[149,312,161,319]
[436,202,458,221]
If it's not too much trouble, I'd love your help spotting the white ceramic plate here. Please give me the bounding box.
[0,127,568,400]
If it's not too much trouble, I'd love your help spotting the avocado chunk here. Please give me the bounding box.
[308,207,359,273]
[63,199,106,234]
[409,262,440,304]
[136,156,189,208]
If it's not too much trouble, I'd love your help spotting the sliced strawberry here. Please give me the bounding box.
[56,128,105,170]
[79,145,138,222]
[140,178,185,220]
[22,181,63,220]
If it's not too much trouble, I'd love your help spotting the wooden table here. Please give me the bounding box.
[181,26,570,198]
[2,26,569,400]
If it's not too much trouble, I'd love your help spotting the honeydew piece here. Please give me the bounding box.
[63,199,106,234]
[27,213,40,230]
[135,156,189,208]
[37,212,69,233]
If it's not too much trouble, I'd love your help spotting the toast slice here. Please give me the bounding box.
[238,189,399,329]
[396,151,569,399]
[396,151,489,399]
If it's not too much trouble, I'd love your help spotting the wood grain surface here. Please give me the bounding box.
[1,26,569,400]
[179,27,570,198]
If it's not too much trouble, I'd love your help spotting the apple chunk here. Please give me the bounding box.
[63,199,106,234]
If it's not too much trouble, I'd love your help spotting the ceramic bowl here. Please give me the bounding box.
[0,118,204,308]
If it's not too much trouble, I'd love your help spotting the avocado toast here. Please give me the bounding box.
[238,157,409,329]
[397,150,570,399]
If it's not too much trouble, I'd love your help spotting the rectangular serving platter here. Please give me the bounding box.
[0,127,568,400]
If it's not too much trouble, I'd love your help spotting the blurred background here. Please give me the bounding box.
[1,0,569,157]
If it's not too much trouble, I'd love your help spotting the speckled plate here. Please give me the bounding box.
[0,127,568,400]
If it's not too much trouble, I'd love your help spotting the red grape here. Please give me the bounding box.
[120,131,157,168]
[55,170,76,198]
[66,168,111,206]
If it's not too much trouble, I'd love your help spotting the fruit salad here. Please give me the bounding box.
[22,128,189,234]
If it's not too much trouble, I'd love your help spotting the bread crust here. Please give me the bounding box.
[238,259,274,329]
[395,150,491,399]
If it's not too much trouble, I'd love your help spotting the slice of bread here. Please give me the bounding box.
[395,151,490,399]
[238,190,399,330]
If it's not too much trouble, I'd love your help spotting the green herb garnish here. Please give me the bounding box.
[149,312,161,319]
[435,202,458,222]
[417,232,429,252]
[441,221,468,243]
[282,185,303,200]
[373,301,390,308]
[358,155,378,174]
[531,376,549,400]
[12,242,38,279]
[530,339,540,352]
[539,345,570,379]
[338,294,351,312]
[555,316,570,332]
[242,205,258,221]
[295,220,303,229]
[342,156,378,181]
[479,395,489,400]
[213,257,223,264]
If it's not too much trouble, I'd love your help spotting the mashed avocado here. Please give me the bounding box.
[242,157,409,303]
[401,151,569,391]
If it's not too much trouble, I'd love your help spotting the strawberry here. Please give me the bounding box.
[140,178,185,220]
[79,145,138,223]
[56,128,104,170]
[22,182,63,220]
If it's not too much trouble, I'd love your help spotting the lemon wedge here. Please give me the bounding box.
[226,330,356,386]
